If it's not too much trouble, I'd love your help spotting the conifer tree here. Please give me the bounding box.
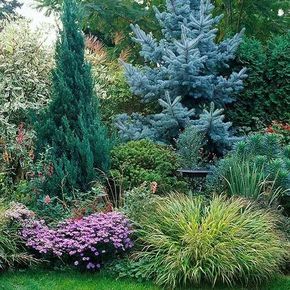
[191,102,237,156]
[117,0,247,147]
[35,0,111,198]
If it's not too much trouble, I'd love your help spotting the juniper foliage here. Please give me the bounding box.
[35,0,111,199]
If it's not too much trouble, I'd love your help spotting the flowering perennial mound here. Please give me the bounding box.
[5,202,35,221]
[21,212,133,270]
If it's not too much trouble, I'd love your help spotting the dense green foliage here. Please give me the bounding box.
[176,126,205,168]
[36,0,289,53]
[35,0,162,59]
[123,194,287,288]
[227,34,290,128]
[110,140,184,193]
[34,0,111,199]
[214,0,289,41]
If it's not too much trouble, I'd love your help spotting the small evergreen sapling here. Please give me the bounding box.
[35,0,111,199]
[191,102,237,156]
[117,0,247,146]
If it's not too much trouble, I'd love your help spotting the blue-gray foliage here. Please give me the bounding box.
[117,0,247,148]
[191,102,241,155]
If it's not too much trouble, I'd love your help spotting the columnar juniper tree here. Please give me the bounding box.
[116,0,247,150]
[35,0,111,198]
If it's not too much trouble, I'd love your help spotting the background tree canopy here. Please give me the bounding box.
[213,0,290,41]
[35,0,163,59]
[36,0,289,49]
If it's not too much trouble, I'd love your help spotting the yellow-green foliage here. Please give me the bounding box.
[132,195,288,288]
[110,140,185,193]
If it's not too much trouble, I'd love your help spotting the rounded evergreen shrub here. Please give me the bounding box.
[110,139,185,193]
[129,195,287,288]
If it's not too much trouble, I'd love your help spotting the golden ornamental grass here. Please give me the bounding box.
[134,194,288,288]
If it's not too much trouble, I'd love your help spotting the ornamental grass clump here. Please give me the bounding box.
[21,212,133,270]
[0,201,36,271]
[131,195,287,288]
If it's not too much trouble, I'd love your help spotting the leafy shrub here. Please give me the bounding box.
[227,34,290,128]
[125,195,287,288]
[110,140,185,193]
[0,18,53,198]
[0,18,52,138]
[122,182,160,224]
[21,211,133,270]
[266,121,290,146]
[0,201,36,271]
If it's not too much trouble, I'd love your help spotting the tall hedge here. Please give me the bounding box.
[227,34,290,128]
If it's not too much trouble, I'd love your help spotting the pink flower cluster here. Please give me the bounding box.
[5,202,35,221]
[21,212,134,270]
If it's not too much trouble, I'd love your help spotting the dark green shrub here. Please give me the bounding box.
[110,140,185,193]
[35,0,111,199]
[227,34,290,128]
[121,194,287,288]
[176,126,205,168]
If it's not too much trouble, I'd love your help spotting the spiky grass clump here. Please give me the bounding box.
[0,201,36,270]
[132,195,287,288]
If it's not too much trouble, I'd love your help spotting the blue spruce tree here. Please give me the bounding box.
[117,0,247,147]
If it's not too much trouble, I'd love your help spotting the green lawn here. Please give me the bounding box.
[0,270,289,290]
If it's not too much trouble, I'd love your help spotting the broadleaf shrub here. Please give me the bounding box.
[0,18,53,189]
[110,139,186,193]
[21,212,133,270]
[227,34,290,128]
[266,121,290,146]
[122,182,160,225]
[124,194,287,288]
